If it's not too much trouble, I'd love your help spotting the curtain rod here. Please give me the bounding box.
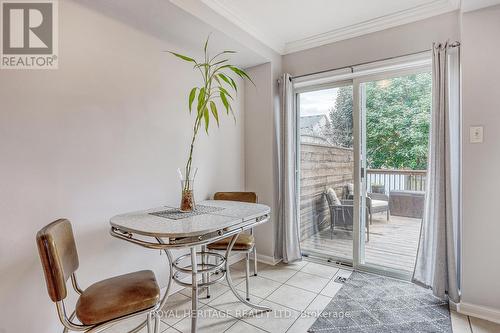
[291,41,461,80]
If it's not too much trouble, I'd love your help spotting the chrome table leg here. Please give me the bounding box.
[191,246,198,333]
[253,247,258,276]
[225,234,271,312]
[156,238,174,311]
[154,312,160,333]
[146,312,153,333]
[201,244,210,298]
[245,252,250,301]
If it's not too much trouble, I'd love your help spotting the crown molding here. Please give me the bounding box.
[284,0,460,54]
[200,0,460,55]
[200,0,285,54]
[461,0,500,12]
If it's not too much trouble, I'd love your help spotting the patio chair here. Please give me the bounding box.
[342,183,390,225]
[324,188,370,242]
[367,192,390,224]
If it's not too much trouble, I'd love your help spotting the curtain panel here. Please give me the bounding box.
[275,73,302,263]
[413,42,461,303]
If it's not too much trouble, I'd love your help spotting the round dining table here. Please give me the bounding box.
[109,199,272,333]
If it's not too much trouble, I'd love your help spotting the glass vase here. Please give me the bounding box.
[180,179,195,212]
[178,168,197,212]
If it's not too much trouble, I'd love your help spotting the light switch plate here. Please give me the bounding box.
[469,126,484,143]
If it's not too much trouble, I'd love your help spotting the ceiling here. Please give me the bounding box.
[74,0,269,68]
[198,0,461,54]
[75,0,500,68]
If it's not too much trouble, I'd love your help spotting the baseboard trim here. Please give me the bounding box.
[458,301,500,324]
[256,253,281,266]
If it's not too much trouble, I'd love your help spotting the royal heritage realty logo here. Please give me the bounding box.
[1,0,58,69]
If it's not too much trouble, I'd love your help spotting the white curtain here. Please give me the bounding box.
[275,73,302,263]
[413,42,461,303]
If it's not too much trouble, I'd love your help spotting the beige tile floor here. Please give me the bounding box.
[104,260,500,333]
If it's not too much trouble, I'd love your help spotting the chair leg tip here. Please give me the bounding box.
[206,295,211,299]
[254,273,257,276]
[246,298,250,301]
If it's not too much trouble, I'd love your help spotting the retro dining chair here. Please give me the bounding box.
[36,219,162,333]
[206,192,258,301]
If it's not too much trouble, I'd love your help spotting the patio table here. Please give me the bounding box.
[389,190,425,218]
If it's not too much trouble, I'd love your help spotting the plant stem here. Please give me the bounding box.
[184,116,200,191]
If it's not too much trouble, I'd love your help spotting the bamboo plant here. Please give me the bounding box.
[169,36,253,211]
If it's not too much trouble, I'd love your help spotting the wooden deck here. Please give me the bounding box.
[300,213,421,273]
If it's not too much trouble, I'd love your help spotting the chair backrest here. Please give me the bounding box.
[36,219,79,302]
[325,188,341,206]
[214,192,257,203]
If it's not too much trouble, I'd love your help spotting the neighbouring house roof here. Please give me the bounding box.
[300,114,328,130]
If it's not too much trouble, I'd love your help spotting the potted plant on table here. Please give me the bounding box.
[169,36,253,212]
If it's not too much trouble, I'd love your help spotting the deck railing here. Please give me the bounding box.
[366,169,427,193]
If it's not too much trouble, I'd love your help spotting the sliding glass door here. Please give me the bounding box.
[296,65,432,278]
[297,82,355,264]
[356,70,432,277]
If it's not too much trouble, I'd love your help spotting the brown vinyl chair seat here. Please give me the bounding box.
[76,270,160,325]
[207,233,255,251]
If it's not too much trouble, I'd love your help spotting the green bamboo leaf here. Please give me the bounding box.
[229,66,255,85]
[212,59,228,66]
[218,86,233,100]
[197,87,205,111]
[203,107,210,133]
[229,76,238,92]
[210,101,219,127]
[188,88,197,113]
[204,35,210,53]
[218,73,233,89]
[230,104,236,122]
[220,92,230,114]
[194,63,209,69]
[214,75,222,86]
[168,52,196,63]
[209,51,236,63]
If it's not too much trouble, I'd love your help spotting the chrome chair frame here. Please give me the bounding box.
[205,241,255,301]
[55,273,162,333]
[207,192,259,301]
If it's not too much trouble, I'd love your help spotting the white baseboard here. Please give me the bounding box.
[449,300,458,312]
[458,302,500,324]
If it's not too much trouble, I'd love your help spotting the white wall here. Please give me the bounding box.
[0,1,245,332]
[460,4,500,318]
[244,52,282,262]
[244,63,275,259]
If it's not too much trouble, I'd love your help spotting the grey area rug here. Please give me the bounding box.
[309,272,452,333]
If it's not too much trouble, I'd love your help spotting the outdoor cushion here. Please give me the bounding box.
[326,188,341,206]
[371,199,388,208]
